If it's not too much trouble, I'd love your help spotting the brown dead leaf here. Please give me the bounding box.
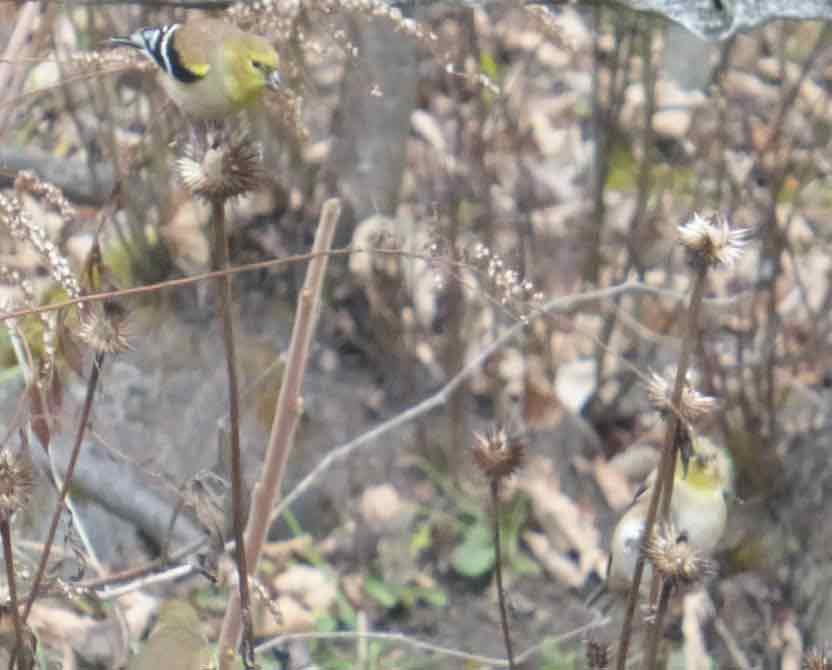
[360,483,406,533]
[517,456,605,584]
[525,362,562,429]
[592,456,636,510]
[260,536,312,562]
[273,565,336,614]
[523,530,584,588]
[256,595,313,636]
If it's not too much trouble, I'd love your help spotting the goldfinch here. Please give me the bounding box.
[129,601,213,670]
[604,434,733,595]
[110,18,282,120]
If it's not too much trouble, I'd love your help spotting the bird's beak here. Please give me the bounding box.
[266,70,283,91]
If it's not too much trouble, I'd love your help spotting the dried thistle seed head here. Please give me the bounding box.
[0,448,34,520]
[471,426,525,481]
[177,124,265,201]
[645,369,717,423]
[804,644,832,670]
[76,306,131,354]
[645,524,715,587]
[678,212,750,269]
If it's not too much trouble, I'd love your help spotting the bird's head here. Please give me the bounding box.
[226,34,282,107]
[676,435,733,496]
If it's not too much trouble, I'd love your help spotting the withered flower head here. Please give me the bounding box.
[645,369,718,423]
[805,645,832,670]
[76,304,131,354]
[0,448,34,520]
[678,212,750,269]
[177,123,265,201]
[645,524,714,587]
[472,426,525,481]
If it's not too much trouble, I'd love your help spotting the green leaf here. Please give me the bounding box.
[451,524,496,578]
[410,521,433,556]
[412,586,447,608]
[539,637,579,670]
[364,576,400,609]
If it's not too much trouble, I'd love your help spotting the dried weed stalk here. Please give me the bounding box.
[472,425,526,670]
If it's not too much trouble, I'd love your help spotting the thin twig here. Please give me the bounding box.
[491,480,515,669]
[210,196,255,668]
[95,563,197,599]
[22,351,104,623]
[1,518,24,670]
[11,537,209,605]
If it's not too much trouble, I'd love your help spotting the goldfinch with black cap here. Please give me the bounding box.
[110,17,282,120]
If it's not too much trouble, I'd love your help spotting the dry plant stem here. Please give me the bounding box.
[1,518,24,669]
[615,267,709,670]
[645,578,674,668]
[209,197,255,667]
[217,198,341,669]
[655,268,709,543]
[22,351,104,622]
[491,480,515,670]
[0,3,39,135]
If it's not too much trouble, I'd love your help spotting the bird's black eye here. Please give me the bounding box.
[252,59,268,72]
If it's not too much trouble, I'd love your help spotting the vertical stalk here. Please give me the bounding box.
[491,480,515,670]
[2,518,24,670]
[645,578,675,668]
[210,197,255,666]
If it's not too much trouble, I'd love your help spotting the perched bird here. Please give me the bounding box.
[129,601,214,670]
[110,18,282,120]
[602,434,733,596]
